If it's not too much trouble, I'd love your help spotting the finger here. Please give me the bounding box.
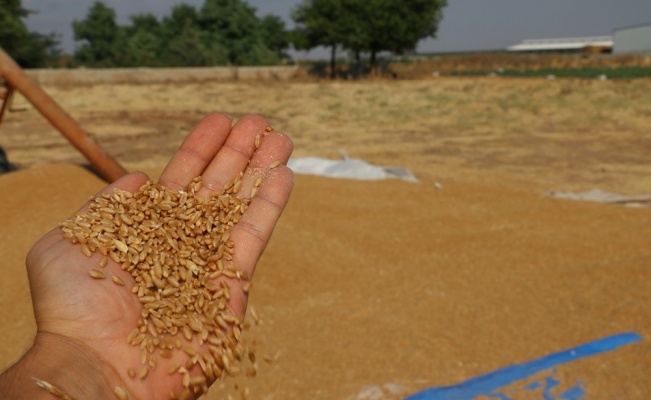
[225,165,294,315]
[158,113,233,191]
[197,114,270,197]
[230,165,294,278]
[237,130,294,199]
[76,171,150,215]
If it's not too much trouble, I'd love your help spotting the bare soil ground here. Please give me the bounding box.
[1,76,650,399]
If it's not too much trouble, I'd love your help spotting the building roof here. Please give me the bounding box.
[613,22,651,33]
[507,36,613,52]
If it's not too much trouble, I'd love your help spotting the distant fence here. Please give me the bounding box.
[24,66,301,85]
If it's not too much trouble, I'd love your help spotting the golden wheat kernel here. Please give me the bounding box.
[33,378,69,398]
[269,160,282,169]
[113,386,129,400]
[168,361,181,375]
[133,333,146,346]
[189,375,207,387]
[189,319,203,333]
[114,239,128,253]
[89,269,105,279]
[142,273,154,288]
[127,328,139,344]
[81,243,92,257]
[152,274,166,289]
[98,255,108,268]
[139,365,149,379]
[139,295,156,304]
[232,179,242,194]
[182,325,193,341]
[180,368,191,388]
[119,213,133,226]
[147,323,158,338]
[112,275,125,286]
[152,318,166,332]
[127,367,136,379]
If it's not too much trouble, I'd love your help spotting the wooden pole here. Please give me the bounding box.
[0,47,128,182]
[0,83,13,126]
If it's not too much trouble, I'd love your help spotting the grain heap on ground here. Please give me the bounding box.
[59,150,272,399]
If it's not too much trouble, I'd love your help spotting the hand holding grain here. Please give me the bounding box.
[0,113,294,399]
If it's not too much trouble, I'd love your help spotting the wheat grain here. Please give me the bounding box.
[60,173,259,396]
[33,377,75,400]
[89,270,105,279]
[112,275,125,286]
[269,159,282,169]
[114,386,129,400]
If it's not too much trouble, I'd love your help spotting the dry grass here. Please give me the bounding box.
[2,73,651,193]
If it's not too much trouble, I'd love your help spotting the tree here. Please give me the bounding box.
[291,0,447,76]
[73,1,122,67]
[258,15,290,62]
[291,0,349,77]
[123,14,163,67]
[161,4,201,42]
[197,0,288,66]
[167,22,227,66]
[199,0,263,65]
[352,0,447,68]
[0,0,60,67]
[70,0,290,68]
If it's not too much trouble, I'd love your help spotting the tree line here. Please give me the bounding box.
[1,0,447,73]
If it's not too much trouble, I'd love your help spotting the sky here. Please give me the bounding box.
[21,0,651,58]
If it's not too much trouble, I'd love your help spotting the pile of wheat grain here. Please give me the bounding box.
[59,166,267,399]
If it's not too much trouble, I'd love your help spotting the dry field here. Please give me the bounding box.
[1,74,651,399]
[4,75,651,194]
[391,52,651,76]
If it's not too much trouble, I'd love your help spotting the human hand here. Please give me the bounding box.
[0,113,294,399]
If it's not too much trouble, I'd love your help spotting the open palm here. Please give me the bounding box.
[24,113,294,400]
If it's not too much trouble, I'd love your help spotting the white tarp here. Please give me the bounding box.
[287,154,419,183]
[545,188,651,206]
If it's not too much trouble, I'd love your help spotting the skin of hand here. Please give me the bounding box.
[0,113,294,400]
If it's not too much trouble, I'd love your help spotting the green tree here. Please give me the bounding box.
[199,0,259,65]
[353,0,447,67]
[161,4,201,42]
[71,0,291,68]
[159,4,208,66]
[258,15,290,62]
[123,14,163,66]
[291,0,348,77]
[291,0,447,76]
[0,0,60,67]
[167,22,227,66]
[73,1,122,67]
[198,0,284,65]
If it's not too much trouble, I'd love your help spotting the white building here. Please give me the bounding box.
[613,23,651,54]
[507,22,651,54]
[506,36,613,53]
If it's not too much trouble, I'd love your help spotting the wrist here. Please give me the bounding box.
[0,332,124,399]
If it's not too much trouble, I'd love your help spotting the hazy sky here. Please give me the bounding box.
[22,0,651,57]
